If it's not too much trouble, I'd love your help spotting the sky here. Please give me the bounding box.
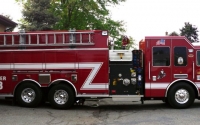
[0,0,200,44]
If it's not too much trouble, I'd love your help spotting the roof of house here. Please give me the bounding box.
[0,15,17,27]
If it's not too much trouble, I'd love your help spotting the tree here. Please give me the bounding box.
[110,36,137,50]
[51,0,130,49]
[16,0,57,31]
[180,22,199,43]
[169,31,179,36]
[17,0,136,49]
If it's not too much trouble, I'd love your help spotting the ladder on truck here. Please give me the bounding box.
[0,30,95,47]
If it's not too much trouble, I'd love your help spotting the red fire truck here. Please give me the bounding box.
[0,30,200,109]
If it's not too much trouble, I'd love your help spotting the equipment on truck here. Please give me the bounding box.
[0,30,200,109]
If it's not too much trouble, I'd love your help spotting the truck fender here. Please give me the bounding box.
[165,79,199,97]
[13,79,41,95]
[48,79,77,96]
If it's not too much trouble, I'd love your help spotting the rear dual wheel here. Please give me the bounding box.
[48,84,75,109]
[16,83,42,107]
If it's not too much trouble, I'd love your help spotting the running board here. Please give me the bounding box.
[0,94,13,98]
[111,95,143,102]
[77,94,109,97]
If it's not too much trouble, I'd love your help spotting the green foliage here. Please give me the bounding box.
[51,0,125,30]
[17,0,136,49]
[180,22,199,43]
[17,0,57,31]
[169,31,179,36]
[51,0,129,49]
[110,36,136,50]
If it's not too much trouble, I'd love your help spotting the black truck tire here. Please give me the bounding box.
[16,83,42,107]
[48,84,75,109]
[167,83,195,109]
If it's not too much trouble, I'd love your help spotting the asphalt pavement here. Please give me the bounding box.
[0,99,200,125]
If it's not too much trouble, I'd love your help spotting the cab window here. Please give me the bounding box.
[153,47,170,66]
[197,51,200,66]
[174,47,187,66]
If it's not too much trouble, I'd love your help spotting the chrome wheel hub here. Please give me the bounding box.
[175,89,189,104]
[54,90,68,105]
[21,88,36,103]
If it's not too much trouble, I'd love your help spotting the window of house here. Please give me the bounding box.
[153,47,170,66]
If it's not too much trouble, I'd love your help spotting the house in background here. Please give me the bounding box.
[0,15,17,32]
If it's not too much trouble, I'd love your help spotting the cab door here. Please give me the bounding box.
[171,46,194,82]
[149,39,172,97]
